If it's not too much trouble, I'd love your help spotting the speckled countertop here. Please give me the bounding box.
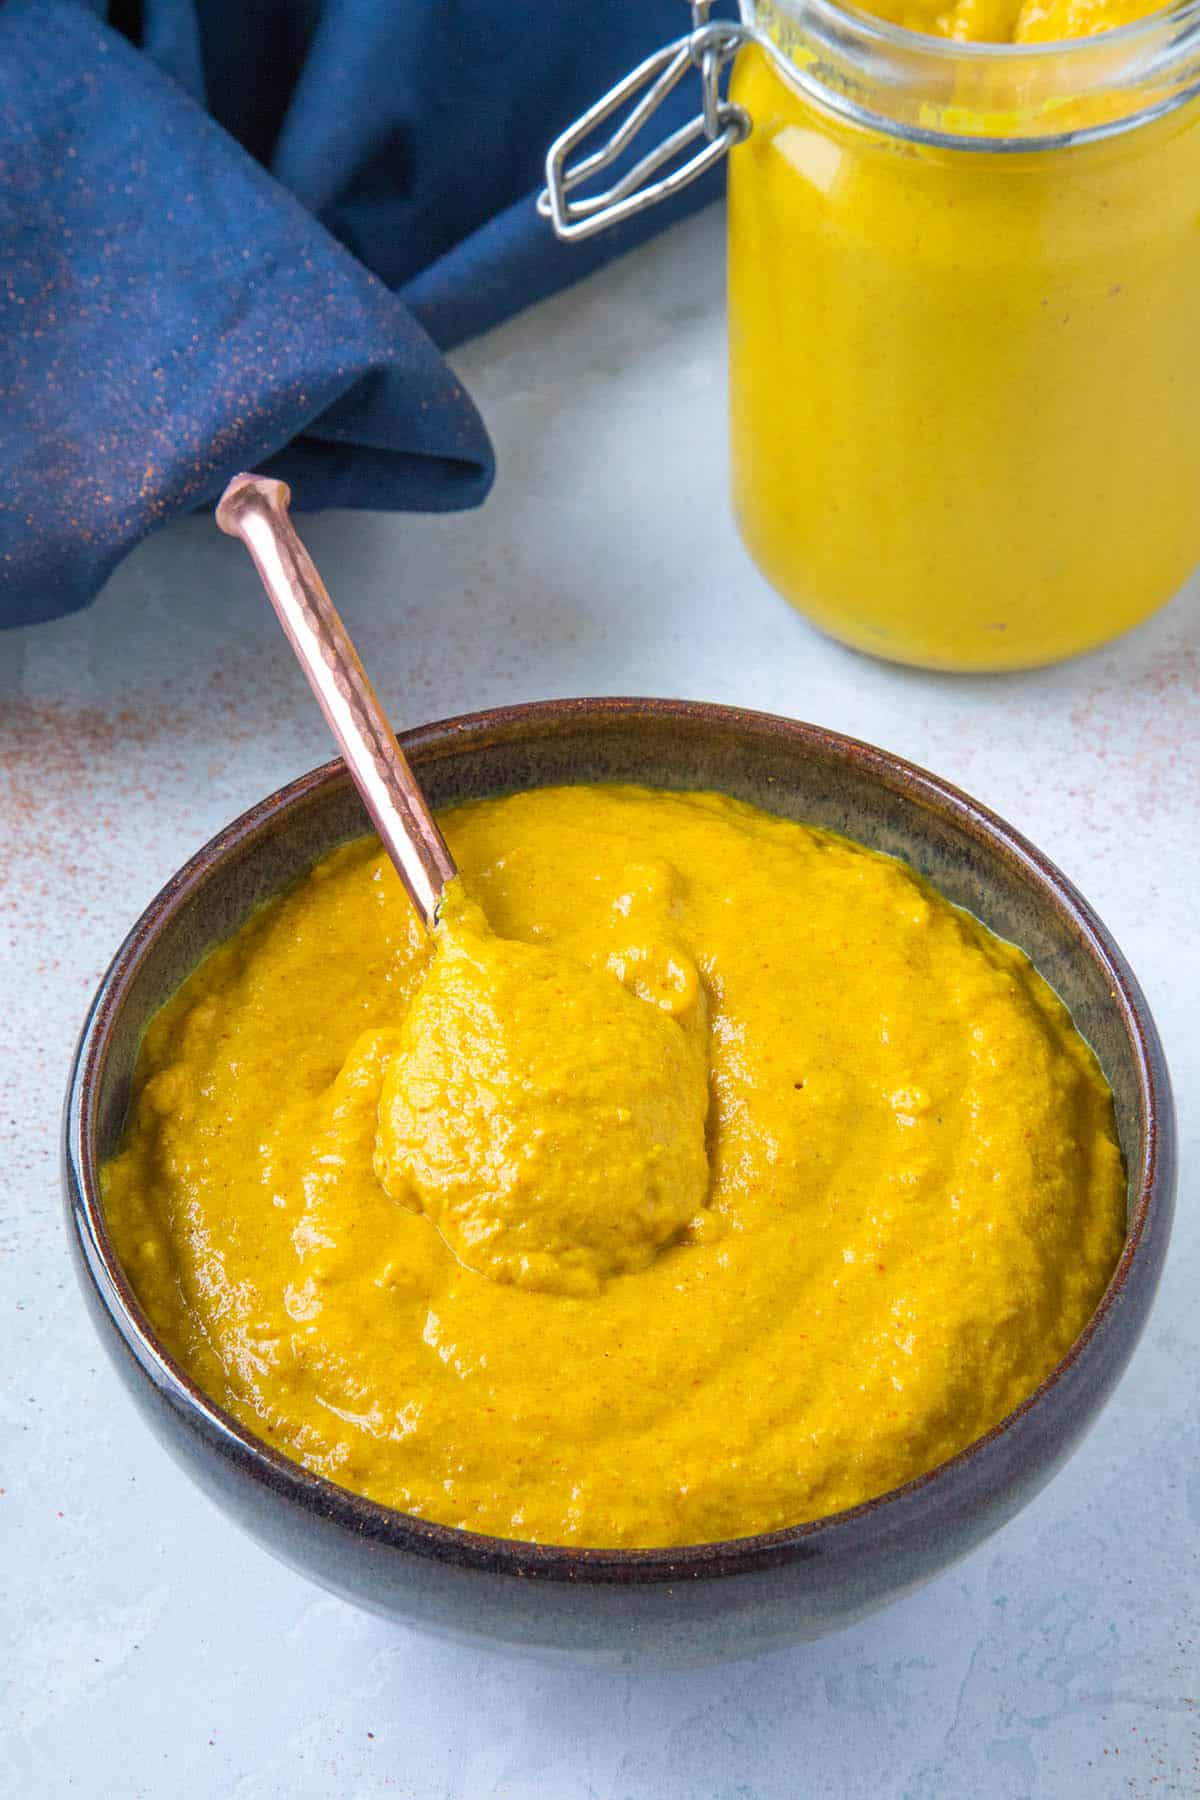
[2,205,1197,1798]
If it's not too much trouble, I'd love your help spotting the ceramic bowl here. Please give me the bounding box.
[64,699,1175,1667]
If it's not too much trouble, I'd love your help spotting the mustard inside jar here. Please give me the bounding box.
[542,0,1200,671]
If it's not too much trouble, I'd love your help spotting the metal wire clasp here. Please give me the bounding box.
[537,2,751,243]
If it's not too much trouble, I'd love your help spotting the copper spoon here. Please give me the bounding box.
[215,473,455,931]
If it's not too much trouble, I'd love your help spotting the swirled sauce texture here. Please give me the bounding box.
[103,787,1125,1547]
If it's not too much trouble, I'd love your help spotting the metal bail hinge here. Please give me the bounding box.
[537,3,751,243]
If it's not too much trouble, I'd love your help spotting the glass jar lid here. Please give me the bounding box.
[538,0,1200,241]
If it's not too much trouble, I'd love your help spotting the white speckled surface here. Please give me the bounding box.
[3,204,1197,1797]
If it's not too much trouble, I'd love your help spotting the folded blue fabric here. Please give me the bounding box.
[1,0,729,626]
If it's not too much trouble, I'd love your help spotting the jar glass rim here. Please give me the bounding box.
[740,0,1200,147]
[757,0,1200,61]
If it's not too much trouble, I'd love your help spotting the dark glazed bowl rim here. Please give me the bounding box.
[65,698,1173,1586]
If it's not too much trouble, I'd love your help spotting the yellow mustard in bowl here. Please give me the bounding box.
[102,784,1124,1548]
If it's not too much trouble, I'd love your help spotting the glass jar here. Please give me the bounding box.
[542,1,1200,671]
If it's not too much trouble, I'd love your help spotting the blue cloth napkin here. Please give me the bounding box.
[1,0,729,626]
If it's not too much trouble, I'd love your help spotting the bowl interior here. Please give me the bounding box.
[88,702,1146,1229]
